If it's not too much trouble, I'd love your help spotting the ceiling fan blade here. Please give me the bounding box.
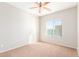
[34,2,41,7]
[34,2,39,5]
[42,2,49,6]
[29,7,38,9]
[43,7,51,11]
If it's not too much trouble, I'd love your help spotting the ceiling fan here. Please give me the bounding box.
[29,2,51,13]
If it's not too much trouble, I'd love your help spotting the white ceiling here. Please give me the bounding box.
[8,2,77,16]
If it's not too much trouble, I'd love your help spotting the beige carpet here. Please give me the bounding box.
[0,42,77,57]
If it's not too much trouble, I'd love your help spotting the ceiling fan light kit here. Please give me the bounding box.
[29,2,51,13]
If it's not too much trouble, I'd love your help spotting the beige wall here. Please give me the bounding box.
[0,2,39,53]
[40,7,77,49]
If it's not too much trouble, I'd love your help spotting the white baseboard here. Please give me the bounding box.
[0,42,27,53]
[41,39,77,49]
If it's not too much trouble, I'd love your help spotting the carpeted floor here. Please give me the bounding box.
[0,42,78,57]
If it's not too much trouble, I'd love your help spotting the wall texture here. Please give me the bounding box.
[40,7,77,49]
[0,3,39,52]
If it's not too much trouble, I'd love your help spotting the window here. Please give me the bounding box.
[46,19,62,38]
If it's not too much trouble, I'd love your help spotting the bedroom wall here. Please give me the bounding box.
[40,7,77,49]
[0,2,39,52]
